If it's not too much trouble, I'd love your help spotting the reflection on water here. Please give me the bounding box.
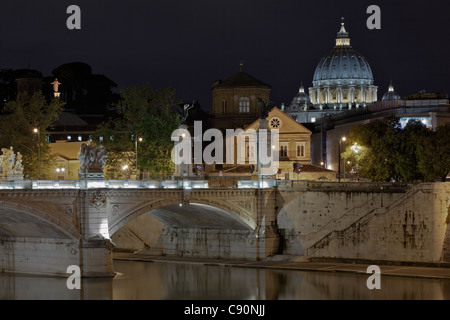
[1,260,450,300]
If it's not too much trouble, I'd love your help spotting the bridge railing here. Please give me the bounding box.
[0,179,412,191]
[0,179,277,190]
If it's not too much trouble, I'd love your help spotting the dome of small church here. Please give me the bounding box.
[382,81,401,101]
[287,83,310,111]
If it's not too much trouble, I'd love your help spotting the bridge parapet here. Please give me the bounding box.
[0,179,280,190]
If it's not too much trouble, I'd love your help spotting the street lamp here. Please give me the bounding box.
[33,128,40,180]
[55,167,65,180]
[122,164,129,180]
[338,136,346,182]
[135,136,143,180]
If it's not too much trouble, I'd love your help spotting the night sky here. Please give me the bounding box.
[1,0,449,112]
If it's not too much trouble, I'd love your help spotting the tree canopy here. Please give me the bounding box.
[0,91,64,179]
[342,116,449,182]
[92,84,181,179]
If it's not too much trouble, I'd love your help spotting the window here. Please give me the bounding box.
[296,142,306,157]
[222,100,228,114]
[270,117,282,129]
[78,135,82,142]
[239,97,250,113]
[279,142,288,158]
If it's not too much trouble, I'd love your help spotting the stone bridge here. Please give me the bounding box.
[0,179,449,277]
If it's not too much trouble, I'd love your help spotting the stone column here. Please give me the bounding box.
[309,87,316,104]
[256,189,279,259]
[337,86,342,104]
[79,190,115,277]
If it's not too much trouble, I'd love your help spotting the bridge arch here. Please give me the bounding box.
[109,196,259,260]
[109,198,256,236]
[0,200,80,239]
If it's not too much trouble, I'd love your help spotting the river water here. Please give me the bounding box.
[1,259,450,300]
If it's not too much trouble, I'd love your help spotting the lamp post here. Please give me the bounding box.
[122,164,129,180]
[338,136,346,182]
[135,136,143,180]
[33,128,41,180]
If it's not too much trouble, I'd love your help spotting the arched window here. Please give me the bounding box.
[279,142,288,158]
[222,100,228,114]
[239,97,250,113]
[296,142,306,157]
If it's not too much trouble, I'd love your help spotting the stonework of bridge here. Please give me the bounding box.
[0,180,449,277]
[0,180,279,277]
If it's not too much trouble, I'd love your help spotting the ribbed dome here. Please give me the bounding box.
[292,83,310,103]
[287,83,310,112]
[382,81,401,101]
[313,48,374,84]
[313,20,374,87]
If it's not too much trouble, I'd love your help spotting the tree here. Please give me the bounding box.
[343,117,399,181]
[394,119,429,182]
[0,91,64,179]
[92,84,181,179]
[343,116,450,182]
[417,123,450,181]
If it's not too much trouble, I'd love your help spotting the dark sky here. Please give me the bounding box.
[1,0,449,112]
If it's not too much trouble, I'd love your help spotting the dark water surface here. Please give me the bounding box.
[1,260,450,300]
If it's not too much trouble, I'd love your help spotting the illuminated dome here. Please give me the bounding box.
[309,19,377,107]
[382,81,401,101]
[313,23,374,86]
[287,83,311,111]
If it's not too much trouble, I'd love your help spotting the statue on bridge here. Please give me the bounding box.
[177,101,195,125]
[257,98,272,119]
[78,144,108,179]
[0,147,24,180]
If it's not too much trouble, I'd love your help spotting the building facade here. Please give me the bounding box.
[212,63,271,130]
